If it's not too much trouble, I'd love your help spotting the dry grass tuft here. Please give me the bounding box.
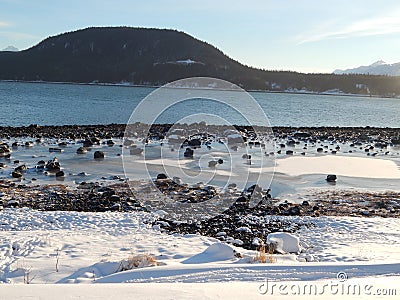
[118,254,158,271]
[253,243,276,263]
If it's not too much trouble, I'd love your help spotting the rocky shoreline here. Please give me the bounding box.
[1,124,399,250]
[0,123,400,141]
[1,178,399,250]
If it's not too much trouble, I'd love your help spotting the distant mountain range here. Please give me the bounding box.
[1,45,19,52]
[334,61,400,76]
[1,27,400,97]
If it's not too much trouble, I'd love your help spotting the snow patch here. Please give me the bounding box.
[182,243,235,264]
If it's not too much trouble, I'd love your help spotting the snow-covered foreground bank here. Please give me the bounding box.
[0,208,399,298]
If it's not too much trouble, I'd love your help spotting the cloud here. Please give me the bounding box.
[0,21,11,27]
[296,8,400,44]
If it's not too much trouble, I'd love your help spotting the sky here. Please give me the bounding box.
[1,0,400,73]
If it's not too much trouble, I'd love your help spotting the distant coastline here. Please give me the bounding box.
[1,79,398,100]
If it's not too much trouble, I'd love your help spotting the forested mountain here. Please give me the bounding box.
[1,27,400,96]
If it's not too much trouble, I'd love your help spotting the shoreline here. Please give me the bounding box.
[1,79,399,100]
[1,123,400,138]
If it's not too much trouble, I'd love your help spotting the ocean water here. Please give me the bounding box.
[0,81,399,127]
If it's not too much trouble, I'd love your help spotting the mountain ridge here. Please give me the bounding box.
[1,27,400,96]
[334,60,400,76]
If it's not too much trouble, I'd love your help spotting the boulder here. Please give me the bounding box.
[208,161,218,168]
[14,165,27,172]
[55,170,65,177]
[157,173,168,180]
[12,171,22,178]
[266,232,301,254]
[94,151,105,159]
[184,148,194,158]
[82,140,94,147]
[326,174,337,182]
[46,158,61,172]
[286,150,294,155]
[76,147,88,154]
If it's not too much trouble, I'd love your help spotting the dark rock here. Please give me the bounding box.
[247,184,262,194]
[12,171,22,178]
[286,140,296,147]
[286,150,294,155]
[110,195,121,202]
[326,174,337,182]
[77,147,88,154]
[184,148,194,158]
[232,196,249,207]
[14,165,27,172]
[107,140,115,146]
[94,151,105,159]
[83,140,94,147]
[55,170,65,177]
[157,173,168,180]
[90,137,101,144]
[317,148,323,153]
[217,159,223,164]
[188,139,201,147]
[46,158,61,172]
[287,206,301,215]
[208,161,218,168]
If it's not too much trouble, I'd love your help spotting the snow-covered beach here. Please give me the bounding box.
[1,124,399,298]
[0,208,399,298]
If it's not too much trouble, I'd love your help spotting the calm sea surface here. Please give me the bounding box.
[1,81,399,127]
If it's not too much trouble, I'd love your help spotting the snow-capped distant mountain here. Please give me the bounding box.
[1,45,19,52]
[334,60,400,76]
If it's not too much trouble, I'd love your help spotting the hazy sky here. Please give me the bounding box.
[1,0,399,73]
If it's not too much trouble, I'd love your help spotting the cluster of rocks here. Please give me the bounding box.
[0,181,143,212]
[308,190,400,218]
[154,175,218,203]
[0,142,11,158]
[0,124,126,139]
[152,183,313,250]
[273,126,400,156]
[2,124,399,146]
